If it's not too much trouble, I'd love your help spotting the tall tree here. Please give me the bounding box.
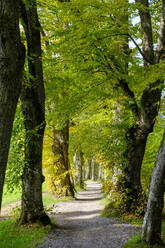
[0,0,25,211]
[120,0,164,206]
[53,0,165,208]
[19,0,50,224]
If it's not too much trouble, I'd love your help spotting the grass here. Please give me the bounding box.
[0,219,51,248]
[99,196,109,206]
[2,186,21,206]
[43,193,73,208]
[2,182,64,208]
[102,200,165,248]
[125,222,165,248]
[125,221,165,247]
[0,182,73,248]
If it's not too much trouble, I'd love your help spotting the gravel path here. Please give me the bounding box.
[38,181,140,248]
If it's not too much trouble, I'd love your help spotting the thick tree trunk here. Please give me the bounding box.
[52,122,75,197]
[123,127,149,193]
[0,0,25,212]
[141,132,165,245]
[19,1,50,225]
[122,81,162,209]
[116,0,164,211]
[74,150,83,187]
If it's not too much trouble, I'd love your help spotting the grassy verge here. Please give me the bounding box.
[2,183,48,207]
[102,200,165,248]
[2,182,70,209]
[43,193,73,208]
[0,219,51,248]
[0,183,73,248]
[125,222,165,248]
[124,221,165,248]
[2,186,21,206]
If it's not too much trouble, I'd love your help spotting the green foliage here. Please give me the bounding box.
[36,0,165,221]
[0,219,51,248]
[5,102,25,192]
[102,170,147,217]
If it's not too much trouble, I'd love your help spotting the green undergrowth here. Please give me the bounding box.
[102,201,143,225]
[0,219,51,248]
[99,196,109,206]
[75,184,86,193]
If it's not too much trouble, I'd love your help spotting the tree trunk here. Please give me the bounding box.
[52,122,75,197]
[141,132,165,245]
[121,80,162,210]
[98,164,102,180]
[86,159,92,180]
[74,150,83,187]
[116,0,164,211]
[91,159,95,181]
[0,0,25,212]
[19,1,50,225]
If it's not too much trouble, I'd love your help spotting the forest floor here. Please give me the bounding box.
[37,181,141,248]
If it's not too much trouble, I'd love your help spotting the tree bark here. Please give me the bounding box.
[86,159,92,180]
[91,159,95,181]
[74,150,84,187]
[19,0,50,225]
[98,164,102,180]
[140,2,165,242]
[141,132,165,245]
[52,122,75,197]
[0,0,25,212]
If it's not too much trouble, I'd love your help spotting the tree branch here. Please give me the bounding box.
[135,0,154,65]
[96,33,153,65]
[156,0,165,63]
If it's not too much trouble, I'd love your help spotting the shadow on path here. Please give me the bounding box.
[37,181,140,248]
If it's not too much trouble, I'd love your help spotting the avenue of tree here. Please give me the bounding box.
[1,0,165,246]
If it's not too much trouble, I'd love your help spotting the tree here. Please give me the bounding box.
[86,159,92,180]
[46,0,165,209]
[141,131,165,245]
[0,0,25,211]
[120,0,165,207]
[19,0,50,224]
[74,148,84,187]
[51,122,75,197]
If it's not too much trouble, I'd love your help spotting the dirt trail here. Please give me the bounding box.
[38,181,140,248]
